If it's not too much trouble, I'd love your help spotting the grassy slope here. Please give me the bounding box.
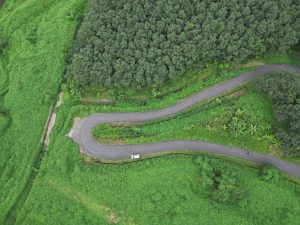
[18,143,300,225]
[0,0,84,223]
[93,86,277,154]
[259,52,300,66]
[15,56,300,224]
[0,1,299,223]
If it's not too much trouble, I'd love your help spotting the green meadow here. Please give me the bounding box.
[0,0,300,224]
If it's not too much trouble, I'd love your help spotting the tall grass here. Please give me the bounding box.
[0,0,85,223]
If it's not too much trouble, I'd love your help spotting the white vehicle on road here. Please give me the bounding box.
[131,153,140,160]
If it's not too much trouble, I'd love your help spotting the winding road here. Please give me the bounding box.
[70,64,300,178]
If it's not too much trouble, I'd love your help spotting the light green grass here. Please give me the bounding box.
[17,142,300,225]
[0,0,85,223]
[259,52,300,66]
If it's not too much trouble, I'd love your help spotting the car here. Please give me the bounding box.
[131,153,140,160]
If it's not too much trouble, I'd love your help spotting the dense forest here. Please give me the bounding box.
[67,0,300,89]
[253,71,300,156]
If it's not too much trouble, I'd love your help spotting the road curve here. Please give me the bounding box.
[70,64,300,178]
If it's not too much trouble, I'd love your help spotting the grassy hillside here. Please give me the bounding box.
[0,0,85,223]
[17,145,300,225]
[0,0,300,224]
[13,61,300,224]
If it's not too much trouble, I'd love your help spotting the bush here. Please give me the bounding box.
[253,71,300,156]
[197,156,248,204]
[210,170,247,204]
[68,0,300,89]
[67,79,82,100]
[260,166,279,182]
[196,156,215,186]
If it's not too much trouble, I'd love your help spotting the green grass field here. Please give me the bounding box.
[11,61,298,224]
[1,0,300,224]
[17,150,300,225]
[0,0,85,223]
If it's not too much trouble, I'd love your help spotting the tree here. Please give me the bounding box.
[253,71,300,156]
[196,156,248,204]
[67,0,300,89]
[210,170,247,204]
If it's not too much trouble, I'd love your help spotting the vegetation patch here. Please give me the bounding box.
[77,65,251,106]
[196,156,248,204]
[0,33,7,54]
[0,112,8,132]
[17,151,300,225]
[253,71,300,157]
[0,100,11,133]
[14,61,300,225]
[0,0,85,223]
[1,0,300,224]
[67,0,300,89]
[93,86,277,154]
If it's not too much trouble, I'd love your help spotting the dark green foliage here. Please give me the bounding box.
[210,170,247,204]
[68,0,300,89]
[195,156,214,186]
[226,107,271,136]
[26,27,38,45]
[197,156,248,204]
[0,34,8,54]
[253,71,300,156]
[260,166,279,182]
[66,79,82,100]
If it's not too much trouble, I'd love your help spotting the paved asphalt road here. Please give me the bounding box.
[71,64,300,178]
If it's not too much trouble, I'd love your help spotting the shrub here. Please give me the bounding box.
[253,71,300,156]
[260,166,279,182]
[210,170,247,204]
[196,156,248,204]
[196,156,215,186]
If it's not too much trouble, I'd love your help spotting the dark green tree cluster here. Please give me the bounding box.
[260,166,279,182]
[67,0,300,89]
[253,71,300,156]
[196,156,247,204]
